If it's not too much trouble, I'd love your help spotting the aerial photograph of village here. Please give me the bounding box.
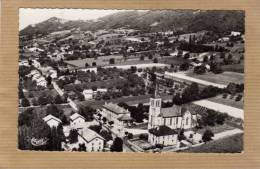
[18,9,244,153]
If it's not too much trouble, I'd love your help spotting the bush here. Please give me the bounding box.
[128,133,133,139]
[202,129,214,142]
[139,133,148,140]
[21,98,30,107]
[235,94,242,101]
[222,93,228,99]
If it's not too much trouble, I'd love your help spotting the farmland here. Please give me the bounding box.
[187,71,244,85]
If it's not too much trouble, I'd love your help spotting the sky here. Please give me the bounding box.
[19,8,128,30]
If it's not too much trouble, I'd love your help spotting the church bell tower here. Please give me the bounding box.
[148,83,162,129]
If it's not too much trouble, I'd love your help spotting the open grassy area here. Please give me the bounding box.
[181,133,243,153]
[195,123,235,135]
[187,71,244,85]
[65,55,124,67]
[208,94,243,109]
[160,57,187,65]
[222,63,244,73]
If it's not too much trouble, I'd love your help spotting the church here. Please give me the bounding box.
[148,85,198,147]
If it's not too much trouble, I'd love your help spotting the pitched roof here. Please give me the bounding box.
[149,126,177,136]
[159,105,197,118]
[43,114,62,123]
[102,102,129,115]
[70,113,85,121]
[78,128,105,143]
[117,114,133,121]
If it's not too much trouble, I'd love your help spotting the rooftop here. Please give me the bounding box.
[70,113,85,121]
[149,126,177,137]
[43,114,61,123]
[103,102,129,115]
[78,127,105,143]
[159,105,197,118]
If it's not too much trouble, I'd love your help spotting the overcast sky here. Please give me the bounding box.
[19,8,129,30]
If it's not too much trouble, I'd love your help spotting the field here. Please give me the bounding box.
[195,123,235,135]
[65,55,124,67]
[222,63,244,73]
[208,94,243,109]
[187,71,244,85]
[160,57,187,65]
[181,133,243,153]
[77,94,173,109]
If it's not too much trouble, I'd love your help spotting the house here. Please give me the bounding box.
[36,78,47,87]
[148,126,179,146]
[82,88,108,100]
[83,89,94,100]
[70,113,85,129]
[230,31,241,37]
[77,127,105,152]
[43,114,62,128]
[101,102,133,134]
[147,85,198,147]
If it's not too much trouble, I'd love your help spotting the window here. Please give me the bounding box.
[164,118,166,125]
[151,100,154,106]
[186,118,189,125]
[176,118,178,125]
[170,118,172,125]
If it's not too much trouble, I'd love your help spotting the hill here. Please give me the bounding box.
[20,10,244,37]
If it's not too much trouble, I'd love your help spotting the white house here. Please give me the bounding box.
[83,89,94,100]
[230,31,241,36]
[43,114,62,128]
[101,102,133,134]
[148,126,179,147]
[70,113,85,129]
[82,88,108,100]
[77,127,105,152]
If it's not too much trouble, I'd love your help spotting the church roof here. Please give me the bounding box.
[149,126,177,136]
[159,105,197,118]
[70,113,85,121]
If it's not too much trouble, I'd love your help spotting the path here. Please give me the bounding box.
[193,99,244,119]
[213,128,243,140]
[164,71,227,88]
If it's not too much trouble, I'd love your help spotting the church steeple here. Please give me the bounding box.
[148,82,162,129]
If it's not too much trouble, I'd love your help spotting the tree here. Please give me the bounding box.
[102,117,107,124]
[127,133,133,139]
[18,108,34,126]
[78,143,86,151]
[194,65,206,74]
[203,56,209,63]
[100,130,113,141]
[48,124,65,151]
[179,62,189,71]
[153,58,158,63]
[46,76,52,86]
[202,129,214,142]
[46,104,62,119]
[21,98,30,107]
[54,95,63,104]
[216,113,228,125]
[111,137,123,152]
[109,58,115,64]
[69,129,78,144]
[89,125,102,133]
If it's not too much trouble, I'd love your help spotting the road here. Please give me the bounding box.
[193,99,244,119]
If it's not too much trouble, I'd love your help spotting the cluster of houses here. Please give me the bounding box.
[42,112,106,152]
[27,70,47,87]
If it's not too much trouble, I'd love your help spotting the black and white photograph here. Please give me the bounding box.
[18,8,244,153]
